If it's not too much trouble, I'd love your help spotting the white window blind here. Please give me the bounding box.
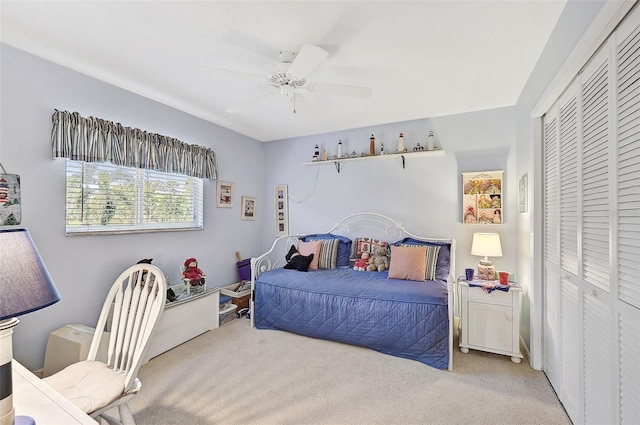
[66,160,204,235]
[616,22,640,309]
[581,57,611,292]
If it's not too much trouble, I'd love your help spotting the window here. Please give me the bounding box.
[66,160,203,235]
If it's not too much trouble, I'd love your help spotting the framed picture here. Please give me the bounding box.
[274,184,289,236]
[0,173,21,225]
[519,173,528,213]
[216,181,233,208]
[462,170,504,224]
[241,196,256,220]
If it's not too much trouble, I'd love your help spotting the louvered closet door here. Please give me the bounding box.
[542,6,640,425]
[616,11,640,423]
[580,43,615,425]
[543,111,561,395]
[558,84,582,422]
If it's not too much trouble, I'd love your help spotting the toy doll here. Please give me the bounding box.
[183,257,206,286]
[353,252,370,271]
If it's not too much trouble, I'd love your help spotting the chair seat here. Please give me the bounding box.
[43,360,127,414]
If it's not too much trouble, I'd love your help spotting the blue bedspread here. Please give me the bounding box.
[254,268,449,369]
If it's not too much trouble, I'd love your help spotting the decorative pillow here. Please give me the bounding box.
[401,244,441,281]
[284,252,314,272]
[355,237,388,259]
[315,238,339,269]
[300,234,352,267]
[387,245,427,282]
[298,240,322,270]
[392,238,451,280]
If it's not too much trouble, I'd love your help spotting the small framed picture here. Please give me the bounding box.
[274,184,289,236]
[0,173,21,225]
[216,181,233,208]
[241,196,256,220]
[519,173,528,213]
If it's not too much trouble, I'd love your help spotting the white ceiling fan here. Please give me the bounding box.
[208,44,373,114]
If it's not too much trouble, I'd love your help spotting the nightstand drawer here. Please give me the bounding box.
[467,286,513,304]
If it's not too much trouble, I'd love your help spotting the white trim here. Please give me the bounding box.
[532,0,637,117]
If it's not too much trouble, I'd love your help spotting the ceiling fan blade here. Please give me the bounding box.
[205,66,267,83]
[225,91,276,114]
[306,83,372,99]
[287,44,329,78]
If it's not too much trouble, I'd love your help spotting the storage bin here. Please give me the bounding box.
[237,258,251,281]
[219,304,237,325]
[221,283,251,310]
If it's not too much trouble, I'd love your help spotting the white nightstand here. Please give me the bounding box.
[458,280,523,363]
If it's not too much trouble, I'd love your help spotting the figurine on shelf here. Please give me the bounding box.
[397,132,407,153]
[369,134,375,155]
[322,148,328,161]
[427,131,435,151]
[337,140,343,158]
[313,144,320,161]
[380,142,385,155]
[413,143,424,152]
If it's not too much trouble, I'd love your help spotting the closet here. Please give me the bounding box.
[542,5,640,424]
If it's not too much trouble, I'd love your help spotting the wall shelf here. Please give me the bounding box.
[303,149,445,173]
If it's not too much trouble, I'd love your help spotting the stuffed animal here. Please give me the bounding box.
[367,246,390,272]
[136,258,177,302]
[183,257,206,286]
[353,252,370,271]
[283,245,314,272]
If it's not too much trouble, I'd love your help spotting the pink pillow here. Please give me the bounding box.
[387,245,427,282]
[298,240,322,270]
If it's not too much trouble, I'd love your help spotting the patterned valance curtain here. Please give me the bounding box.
[51,110,218,180]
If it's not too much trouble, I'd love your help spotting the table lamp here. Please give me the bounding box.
[0,228,61,425]
[471,232,502,280]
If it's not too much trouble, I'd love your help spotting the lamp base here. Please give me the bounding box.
[15,416,36,425]
[477,263,496,280]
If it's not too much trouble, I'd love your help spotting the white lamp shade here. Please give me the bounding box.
[471,233,503,258]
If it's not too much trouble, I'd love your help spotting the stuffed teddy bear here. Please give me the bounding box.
[183,257,206,286]
[367,246,390,272]
[283,245,314,272]
[353,252,370,271]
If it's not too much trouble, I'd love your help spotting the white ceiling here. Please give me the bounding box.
[0,1,566,142]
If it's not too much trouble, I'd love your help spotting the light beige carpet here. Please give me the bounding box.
[128,318,570,425]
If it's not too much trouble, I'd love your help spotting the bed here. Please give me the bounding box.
[250,213,456,370]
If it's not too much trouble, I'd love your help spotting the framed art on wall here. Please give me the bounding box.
[241,196,256,220]
[0,173,21,225]
[462,170,504,224]
[519,173,528,213]
[274,184,289,236]
[216,181,233,208]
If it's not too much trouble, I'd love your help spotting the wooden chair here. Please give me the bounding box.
[43,263,167,425]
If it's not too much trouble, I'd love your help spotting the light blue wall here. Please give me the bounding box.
[0,44,265,370]
[261,107,519,279]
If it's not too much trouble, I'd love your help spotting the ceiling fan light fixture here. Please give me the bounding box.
[280,84,295,98]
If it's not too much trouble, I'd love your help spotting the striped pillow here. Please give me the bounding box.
[401,244,441,281]
[313,238,340,269]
